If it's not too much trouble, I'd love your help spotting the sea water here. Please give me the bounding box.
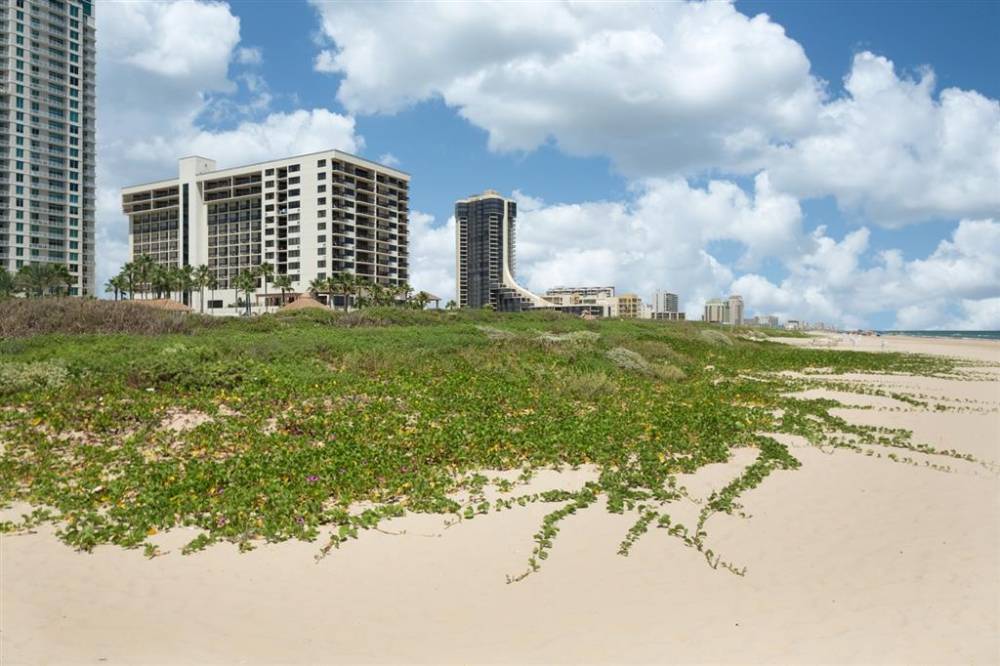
[880,330,1000,341]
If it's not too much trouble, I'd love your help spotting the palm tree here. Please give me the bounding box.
[329,272,355,311]
[413,291,431,310]
[445,299,457,310]
[150,264,172,299]
[16,264,58,298]
[233,270,258,316]
[134,254,155,299]
[177,265,195,306]
[397,282,414,307]
[104,277,121,301]
[273,274,293,306]
[194,265,212,313]
[207,271,218,311]
[0,267,17,298]
[120,262,137,300]
[50,264,73,296]
[308,277,327,305]
[257,262,274,312]
[352,277,372,308]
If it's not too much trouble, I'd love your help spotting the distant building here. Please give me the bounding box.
[785,319,801,330]
[728,295,744,326]
[610,293,642,319]
[653,291,679,314]
[703,298,728,324]
[544,286,615,306]
[703,294,744,325]
[123,150,409,313]
[455,190,550,311]
[751,315,780,328]
[651,290,685,321]
[541,285,646,319]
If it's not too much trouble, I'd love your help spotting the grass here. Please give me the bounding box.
[0,305,988,577]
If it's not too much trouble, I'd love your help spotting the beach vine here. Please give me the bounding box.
[1,307,995,578]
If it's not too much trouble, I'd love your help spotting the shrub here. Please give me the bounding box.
[699,329,734,346]
[537,331,600,344]
[0,298,216,338]
[0,360,69,394]
[606,347,652,373]
[560,371,617,400]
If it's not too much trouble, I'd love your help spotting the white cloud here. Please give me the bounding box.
[107,0,241,85]
[767,52,1000,225]
[311,1,820,175]
[732,219,1000,329]
[236,46,263,65]
[407,212,455,301]
[311,2,1000,226]
[377,152,401,167]
[96,1,362,292]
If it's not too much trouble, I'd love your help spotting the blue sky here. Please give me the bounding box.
[96,1,1000,329]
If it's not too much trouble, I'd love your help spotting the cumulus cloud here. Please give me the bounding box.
[96,1,362,292]
[767,52,1000,225]
[732,219,1000,328]
[311,1,1000,225]
[407,212,456,301]
[311,1,820,175]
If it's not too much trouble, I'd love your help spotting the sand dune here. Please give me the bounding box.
[3,336,998,664]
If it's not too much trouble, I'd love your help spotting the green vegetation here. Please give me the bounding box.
[105,253,439,314]
[0,305,988,578]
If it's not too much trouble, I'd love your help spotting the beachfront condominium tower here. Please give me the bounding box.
[122,150,409,313]
[703,294,744,325]
[0,0,97,295]
[728,294,744,325]
[454,189,549,311]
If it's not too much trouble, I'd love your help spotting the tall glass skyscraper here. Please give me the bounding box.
[0,0,96,295]
[454,189,549,311]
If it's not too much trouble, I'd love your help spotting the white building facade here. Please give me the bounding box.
[122,150,409,313]
[0,0,97,294]
[703,294,744,325]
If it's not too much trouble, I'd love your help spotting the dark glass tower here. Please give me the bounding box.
[454,189,547,311]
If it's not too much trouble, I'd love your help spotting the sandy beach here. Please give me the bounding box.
[3,335,998,665]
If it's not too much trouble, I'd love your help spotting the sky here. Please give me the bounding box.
[95,0,1000,330]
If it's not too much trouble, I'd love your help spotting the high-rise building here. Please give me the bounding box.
[751,315,779,328]
[703,298,728,324]
[122,150,409,313]
[454,189,549,311]
[728,294,744,326]
[653,290,679,315]
[0,0,97,295]
[703,294,744,325]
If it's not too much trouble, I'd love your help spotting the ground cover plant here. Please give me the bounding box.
[1,306,994,578]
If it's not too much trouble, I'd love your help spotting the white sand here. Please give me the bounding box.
[3,336,998,664]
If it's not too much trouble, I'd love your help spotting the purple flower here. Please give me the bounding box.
[295,516,305,525]
[217,516,228,527]
[306,475,319,484]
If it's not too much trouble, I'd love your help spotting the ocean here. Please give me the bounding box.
[880,330,1000,341]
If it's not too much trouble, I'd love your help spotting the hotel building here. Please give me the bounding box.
[703,294,744,325]
[652,290,685,321]
[122,150,409,312]
[0,0,97,295]
[454,189,550,311]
